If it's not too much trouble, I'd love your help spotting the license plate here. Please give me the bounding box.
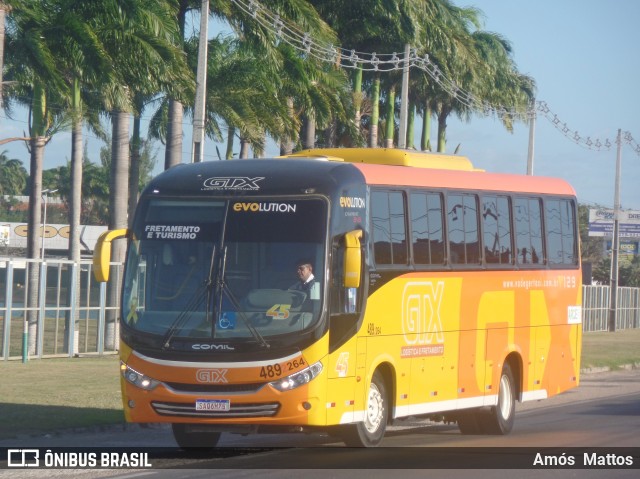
[195,399,230,411]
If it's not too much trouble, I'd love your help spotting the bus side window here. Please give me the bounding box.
[410,191,445,266]
[515,197,544,265]
[447,193,480,265]
[545,198,578,265]
[482,195,513,265]
[371,190,407,266]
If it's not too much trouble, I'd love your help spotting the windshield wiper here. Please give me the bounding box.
[205,244,217,327]
[217,246,270,349]
[160,281,209,350]
[161,245,216,350]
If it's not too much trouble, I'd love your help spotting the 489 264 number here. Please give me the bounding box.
[259,357,307,379]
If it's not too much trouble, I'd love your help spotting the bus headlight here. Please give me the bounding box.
[121,362,160,391]
[269,361,323,392]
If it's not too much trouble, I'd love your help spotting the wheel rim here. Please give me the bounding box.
[364,382,384,434]
[498,374,513,420]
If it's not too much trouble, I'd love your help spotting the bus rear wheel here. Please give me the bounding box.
[481,362,516,435]
[171,423,222,449]
[341,371,388,447]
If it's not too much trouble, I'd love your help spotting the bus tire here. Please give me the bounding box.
[456,409,482,434]
[341,371,388,447]
[171,423,222,449]
[481,363,516,435]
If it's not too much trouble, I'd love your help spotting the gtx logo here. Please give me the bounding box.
[202,176,264,190]
[196,369,229,383]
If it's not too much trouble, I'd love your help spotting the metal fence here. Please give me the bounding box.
[1,257,122,360]
[582,285,640,332]
[1,257,639,360]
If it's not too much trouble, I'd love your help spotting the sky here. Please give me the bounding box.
[1,0,639,210]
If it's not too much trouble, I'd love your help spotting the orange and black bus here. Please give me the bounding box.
[95,148,582,447]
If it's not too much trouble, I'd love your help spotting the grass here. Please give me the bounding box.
[0,329,639,441]
[581,328,640,370]
[0,355,123,440]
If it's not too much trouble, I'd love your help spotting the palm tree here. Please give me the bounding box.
[309,0,420,147]
[0,149,27,194]
[5,0,74,355]
[410,2,534,153]
[92,0,189,348]
[163,0,194,169]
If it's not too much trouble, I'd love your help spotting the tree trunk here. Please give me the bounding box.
[26,137,45,357]
[225,126,235,159]
[406,102,415,149]
[303,114,315,149]
[353,66,363,131]
[369,74,380,148]
[280,97,295,155]
[66,77,83,354]
[164,1,188,169]
[25,82,47,357]
[106,110,130,350]
[128,115,141,228]
[437,107,449,153]
[239,138,250,159]
[69,78,83,265]
[421,103,432,151]
[384,85,396,148]
[164,99,183,169]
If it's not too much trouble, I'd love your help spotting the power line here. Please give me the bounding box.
[230,0,640,157]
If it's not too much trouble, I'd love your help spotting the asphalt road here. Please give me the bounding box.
[1,368,638,478]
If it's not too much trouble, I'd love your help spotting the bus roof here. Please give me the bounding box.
[289,148,479,171]
[286,148,575,197]
[145,149,576,199]
[352,162,576,196]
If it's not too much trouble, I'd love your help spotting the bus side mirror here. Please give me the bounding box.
[343,229,363,288]
[93,229,128,282]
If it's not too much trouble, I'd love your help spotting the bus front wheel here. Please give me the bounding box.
[171,423,222,449]
[341,371,388,447]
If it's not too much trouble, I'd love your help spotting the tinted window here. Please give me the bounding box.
[410,192,445,265]
[447,193,480,265]
[514,197,544,265]
[482,195,513,265]
[545,199,578,265]
[372,190,407,265]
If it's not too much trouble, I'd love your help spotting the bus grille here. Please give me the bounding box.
[164,382,266,394]
[151,401,280,418]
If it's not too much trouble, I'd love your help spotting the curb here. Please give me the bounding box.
[580,362,640,374]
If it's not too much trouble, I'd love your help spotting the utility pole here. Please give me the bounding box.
[608,129,622,332]
[397,44,411,149]
[192,0,209,163]
[41,189,58,261]
[526,100,536,175]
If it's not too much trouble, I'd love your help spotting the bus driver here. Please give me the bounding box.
[289,259,321,308]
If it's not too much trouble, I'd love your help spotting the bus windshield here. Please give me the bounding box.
[122,198,327,346]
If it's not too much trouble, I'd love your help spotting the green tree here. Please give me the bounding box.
[0,149,27,194]
[579,204,605,265]
[310,0,419,147]
[431,26,535,152]
[593,257,640,287]
[5,0,71,355]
